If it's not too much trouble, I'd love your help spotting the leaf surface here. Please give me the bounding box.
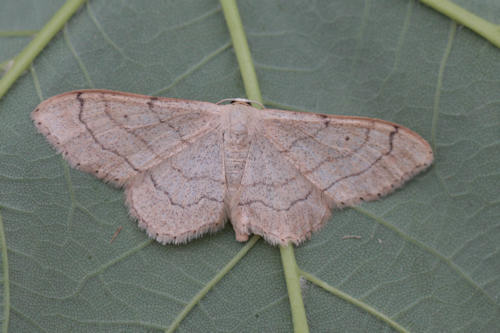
[0,0,499,331]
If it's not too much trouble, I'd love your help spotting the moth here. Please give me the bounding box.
[32,90,433,245]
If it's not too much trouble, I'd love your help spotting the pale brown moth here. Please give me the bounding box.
[32,90,433,245]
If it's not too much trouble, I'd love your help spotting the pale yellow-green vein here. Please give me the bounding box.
[152,41,232,96]
[220,0,262,104]
[63,26,94,87]
[0,30,38,37]
[431,21,456,155]
[165,235,259,333]
[300,270,409,333]
[0,210,10,333]
[421,0,500,48]
[0,0,87,100]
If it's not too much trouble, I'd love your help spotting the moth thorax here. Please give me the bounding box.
[224,115,252,195]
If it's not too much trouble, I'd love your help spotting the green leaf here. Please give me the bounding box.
[1,0,499,332]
